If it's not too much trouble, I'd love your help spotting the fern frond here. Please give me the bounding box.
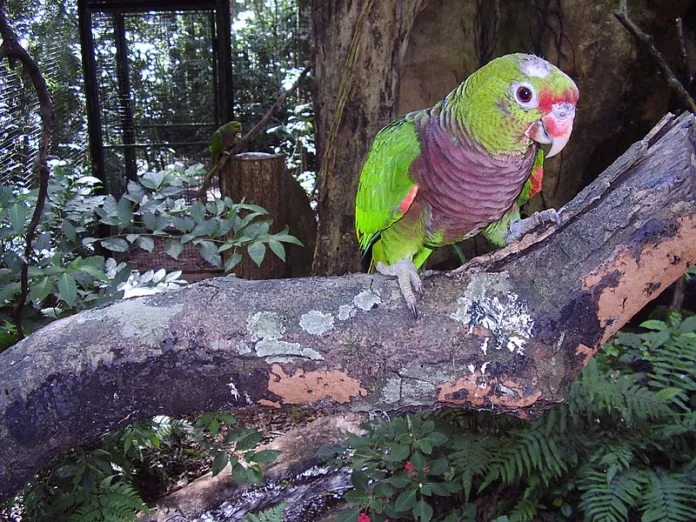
[241,502,287,522]
[578,469,642,522]
[640,471,696,522]
[449,434,495,500]
[507,496,541,522]
[481,428,567,489]
[69,479,146,522]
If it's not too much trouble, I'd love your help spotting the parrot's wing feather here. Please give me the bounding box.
[355,115,422,252]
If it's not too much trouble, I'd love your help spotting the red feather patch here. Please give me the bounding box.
[530,166,543,198]
[399,185,419,213]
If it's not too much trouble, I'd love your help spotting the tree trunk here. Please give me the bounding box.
[310,0,428,276]
[220,152,316,278]
[0,113,695,502]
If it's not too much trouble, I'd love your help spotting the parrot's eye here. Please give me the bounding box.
[511,82,538,109]
[517,86,532,103]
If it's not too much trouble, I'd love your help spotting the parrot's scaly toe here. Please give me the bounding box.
[506,209,562,243]
[376,259,422,318]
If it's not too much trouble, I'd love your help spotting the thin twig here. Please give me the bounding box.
[676,17,693,93]
[670,277,686,312]
[615,0,696,113]
[0,0,55,340]
[196,64,312,202]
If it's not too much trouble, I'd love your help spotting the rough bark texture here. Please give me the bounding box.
[311,0,427,276]
[0,113,695,501]
[220,152,316,278]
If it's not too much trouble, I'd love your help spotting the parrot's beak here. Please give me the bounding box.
[525,102,576,158]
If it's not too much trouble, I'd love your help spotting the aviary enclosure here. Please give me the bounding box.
[1,1,696,521]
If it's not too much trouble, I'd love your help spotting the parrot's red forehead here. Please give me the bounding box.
[538,86,579,114]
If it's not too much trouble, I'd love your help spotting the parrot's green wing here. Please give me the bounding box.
[209,130,223,163]
[355,115,423,252]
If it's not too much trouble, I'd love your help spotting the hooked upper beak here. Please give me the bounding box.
[525,102,576,158]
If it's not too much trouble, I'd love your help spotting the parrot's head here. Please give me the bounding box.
[227,121,243,139]
[451,53,579,157]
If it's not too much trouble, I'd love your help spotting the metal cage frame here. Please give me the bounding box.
[78,0,234,194]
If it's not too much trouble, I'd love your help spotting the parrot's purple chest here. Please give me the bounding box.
[410,118,535,244]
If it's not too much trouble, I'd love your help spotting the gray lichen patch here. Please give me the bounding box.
[247,311,285,341]
[338,304,356,321]
[381,376,403,404]
[255,340,324,360]
[78,299,184,348]
[353,289,381,311]
[451,272,534,355]
[299,311,334,335]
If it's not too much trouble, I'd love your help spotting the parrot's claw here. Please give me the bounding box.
[376,259,422,319]
[506,209,561,243]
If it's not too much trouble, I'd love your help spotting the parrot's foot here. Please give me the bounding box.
[506,209,561,243]
[376,259,422,319]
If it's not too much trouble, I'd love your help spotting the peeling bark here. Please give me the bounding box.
[0,113,695,501]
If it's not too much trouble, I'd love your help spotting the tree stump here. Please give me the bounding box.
[220,152,316,279]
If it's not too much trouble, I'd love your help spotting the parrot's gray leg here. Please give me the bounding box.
[506,209,561,243]
[376,259,422,319]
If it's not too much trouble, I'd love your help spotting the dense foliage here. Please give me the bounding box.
[0,161,300,348]
[324,313,696,522]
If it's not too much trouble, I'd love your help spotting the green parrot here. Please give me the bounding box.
[209,120,243,164]
[355,53,579,317]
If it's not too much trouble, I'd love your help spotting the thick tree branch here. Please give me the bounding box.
[1,113,695,501]
[0,2,55,339]
[196,65,311,202]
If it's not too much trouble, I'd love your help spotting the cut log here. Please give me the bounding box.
[0,113,695,501]
[219,152,316,279]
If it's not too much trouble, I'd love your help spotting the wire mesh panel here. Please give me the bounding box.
[0,3,87,188]
[80,0,232,196]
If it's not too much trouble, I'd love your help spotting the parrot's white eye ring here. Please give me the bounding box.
[512,82,538,109]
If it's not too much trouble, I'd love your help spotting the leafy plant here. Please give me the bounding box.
[11,411,278,522]
[325,313,696,522]
[241,502,288,522]
[0,162,301,350]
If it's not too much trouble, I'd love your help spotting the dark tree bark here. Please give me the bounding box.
[310,0,428,276]
[1,113,695,502]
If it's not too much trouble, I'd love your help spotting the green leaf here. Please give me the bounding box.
[117,197,133,225]
[273,232,303,246]
[385,444,410,462]
[225,253,242,273]
[143,211,159,232]
[211,451,228,476]
[8,203,26,234]
[136,236,155,252]
[235,430,264,452]
[58,273,77,307]
[389,474,412,488]
[655,387,684,401]
[100,238,129,252]
[424,431,448,447]
[352,469,370,493]
[209,418,220,436]
[75,264,106,280]
[416,440,432,455]
[412,499,433,522]
[679,315,696,333]
[165,239,183,259]
[197,240,222,267]
[190,201,207,224]
[344,490,369,505]
[247,242,266,267]
[30,276,53,303]
[335,508,360,522]
[411,451,427,470]
[640,320,667,331]
[247,465,264,485]
[394,488,417,512]
[250,449,280,463]
[62,220,77,242]
[268,239,286,262]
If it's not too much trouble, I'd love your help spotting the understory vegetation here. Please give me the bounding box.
[324,312,696,522]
